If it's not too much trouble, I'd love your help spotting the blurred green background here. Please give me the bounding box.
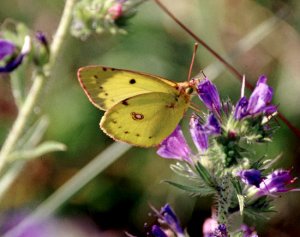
[0,0,300,236]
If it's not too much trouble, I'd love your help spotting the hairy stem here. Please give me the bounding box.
[0,0,76,172]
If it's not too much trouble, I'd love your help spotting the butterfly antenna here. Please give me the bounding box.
[187,43,199,82]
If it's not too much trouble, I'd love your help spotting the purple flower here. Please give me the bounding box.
[247,76,273,114]
[197,78,221,113]
[257,169,299,196]
[237,169,263,188]
[203,218,218,237]
[108,2,123,20]
[36,31,49,52]
[234,75,277,120]
[234,97,248,120]
[206,114,221,134]
[0,39,15,60]
[190,114,221,153]
[240,224,258,237]
[151,225,168,237]
[210,224,228,237]
[157,126,193,163]
[151,204,184,237]
[0,36,31,73]
[202,218,228,237]
[190,116,208,152]
[159,204,184,235]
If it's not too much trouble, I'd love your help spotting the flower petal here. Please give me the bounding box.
[262,105,277,116]
[240,224,258,237]
[247,75,273,115]
[36,31,49,50]
[0,36,31,73]
[159,204,184,235]
[108,3,123,19]
[0,39,16,60]
[151,225,168,237]
[237,169,262,188]
[203,218,218,237]
[197,78,221,112]
[257,169,299,196]
[234,97,248,120]
[157,126,192,163]
[190,114,221,153]
[190,116,208,153]
[206,113,221,135]
[0,55,25,73]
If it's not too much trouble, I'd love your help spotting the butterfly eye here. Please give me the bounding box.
[186,87,194,94]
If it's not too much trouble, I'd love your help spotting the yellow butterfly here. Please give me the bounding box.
[77,66,199,147]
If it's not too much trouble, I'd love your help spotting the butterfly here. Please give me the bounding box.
[77,66,200,147]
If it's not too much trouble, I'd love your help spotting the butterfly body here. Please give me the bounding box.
[78,66,197,147]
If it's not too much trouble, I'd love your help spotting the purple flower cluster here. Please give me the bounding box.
[155,73,298,236]
[197,75,277,120]
[157,76,277,164]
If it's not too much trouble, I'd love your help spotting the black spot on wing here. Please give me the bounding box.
[122,99,129,106]
[129,79,136,84]
[104,93,109,96]
[102,67,107,71]
[131,112,144,120]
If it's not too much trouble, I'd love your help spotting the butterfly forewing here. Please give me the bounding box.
[78,66,178,111]
[100,92,189,147]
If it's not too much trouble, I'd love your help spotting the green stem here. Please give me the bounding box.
[0,0,76,173]
[0,73,45,171]
[2,142,131,237]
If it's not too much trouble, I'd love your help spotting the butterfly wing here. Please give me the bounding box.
[77,66,178,111]
[100,92,190,147]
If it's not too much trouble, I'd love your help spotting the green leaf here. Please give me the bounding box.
[164,180,215,196]
[231,179,244,215]
[195,162,216,188]
[236,194,245,216]
[8,141,67,161]
[16,116,49,150]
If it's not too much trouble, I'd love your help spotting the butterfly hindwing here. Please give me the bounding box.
[78,66,178,111]
[100,92,189,147]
